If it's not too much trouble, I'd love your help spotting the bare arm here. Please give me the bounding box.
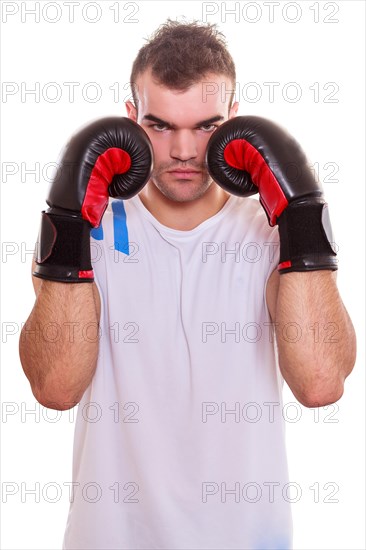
[266,269,356,408]
[19,260,101,410]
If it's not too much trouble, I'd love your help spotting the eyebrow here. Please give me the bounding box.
[142,114,225,128]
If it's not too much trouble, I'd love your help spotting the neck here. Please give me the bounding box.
[138,181,231,230]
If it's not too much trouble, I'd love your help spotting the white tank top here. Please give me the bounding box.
[62,194,292,549]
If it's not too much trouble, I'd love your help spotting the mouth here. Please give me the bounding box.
[167,170,201,179]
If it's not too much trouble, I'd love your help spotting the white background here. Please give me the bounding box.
[1,1,365,549]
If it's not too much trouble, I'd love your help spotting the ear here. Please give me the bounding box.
[125,101,137,122]
[228,101,239,119]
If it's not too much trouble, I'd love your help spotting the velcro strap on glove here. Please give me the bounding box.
[33,210,94,283]
[277,198,338,273]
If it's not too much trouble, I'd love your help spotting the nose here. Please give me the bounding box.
[170,130,198,162]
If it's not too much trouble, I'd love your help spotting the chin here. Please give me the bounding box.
[155,178,212,203]
[164,187,210,203]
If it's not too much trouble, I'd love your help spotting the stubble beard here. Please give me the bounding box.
[150,163,213,203]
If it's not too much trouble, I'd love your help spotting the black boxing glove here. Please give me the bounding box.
[206,116,337,273]
[33,117,153,283]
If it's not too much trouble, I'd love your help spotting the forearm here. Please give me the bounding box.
[19,280,100,410]
[274,270,356,407]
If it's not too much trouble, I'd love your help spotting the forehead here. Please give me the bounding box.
[134,70,233,125]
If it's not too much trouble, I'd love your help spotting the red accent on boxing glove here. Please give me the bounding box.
[82,148,131,226]
[224,139,288,225]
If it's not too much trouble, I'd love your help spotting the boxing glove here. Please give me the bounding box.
[33,117,153,283]
[206,116,337,273]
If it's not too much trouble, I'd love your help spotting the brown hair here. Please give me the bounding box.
[130,19,236,109]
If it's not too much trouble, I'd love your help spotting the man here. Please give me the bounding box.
[20,19,356,549]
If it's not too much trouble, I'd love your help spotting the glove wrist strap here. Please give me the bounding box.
[277,197,338,274]
[33,209,94,283]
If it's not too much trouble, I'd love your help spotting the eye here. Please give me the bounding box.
[199,124,218,132]
[150,123,169,132]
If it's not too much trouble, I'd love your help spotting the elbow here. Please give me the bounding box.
[297,385,344,408]
[20,347,87,411]
[32,385,81,411]
[20,362,81,411]
[35,392,80,411]
[295,375,345,408]
[285,351,356,409]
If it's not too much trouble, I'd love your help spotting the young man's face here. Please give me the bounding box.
[126,70,238,203]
